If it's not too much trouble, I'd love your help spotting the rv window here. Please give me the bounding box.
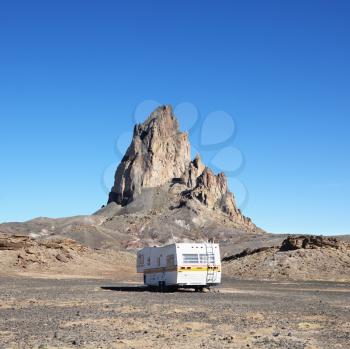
[157,256,161,266]
[147,257,150,266]
[182,254,199,264]
[137,254,144,267]
[199,254,215,264]
[166,254,175,267]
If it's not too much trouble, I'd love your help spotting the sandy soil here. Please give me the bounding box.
[0,277,349,349]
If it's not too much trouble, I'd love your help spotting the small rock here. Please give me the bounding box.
[55,253,68,263]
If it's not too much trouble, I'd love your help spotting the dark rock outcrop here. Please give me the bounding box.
[280,235,344,251]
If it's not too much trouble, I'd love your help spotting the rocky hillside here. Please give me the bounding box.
[223,235,350,282]
[0,233,137,279]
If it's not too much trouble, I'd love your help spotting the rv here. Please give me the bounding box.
[137,242,221,291]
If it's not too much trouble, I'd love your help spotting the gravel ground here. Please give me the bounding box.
[0,277,349,348]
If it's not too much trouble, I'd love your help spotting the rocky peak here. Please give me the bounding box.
[133,105,180,138]
[107,104,255,230]
[108,105,191,205]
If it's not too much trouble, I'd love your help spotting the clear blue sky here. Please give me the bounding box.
[1,1,349,235]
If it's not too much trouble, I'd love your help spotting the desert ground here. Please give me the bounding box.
[0,276,349,349]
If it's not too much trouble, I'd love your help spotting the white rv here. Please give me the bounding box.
[137,242,221,291]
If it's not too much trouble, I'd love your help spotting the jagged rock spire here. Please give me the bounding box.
[108,104,255,229]
[108,105,190,205]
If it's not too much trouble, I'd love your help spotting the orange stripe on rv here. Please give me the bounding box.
[143,266,221,274]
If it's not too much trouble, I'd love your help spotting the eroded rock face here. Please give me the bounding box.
[0,234,34,250]
[181,155,206,189]
[182,165,253,227]
[108,104,255,229]
[280,235,345,251]
[108,105,190,205]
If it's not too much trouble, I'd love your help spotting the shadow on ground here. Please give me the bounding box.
[101,286,149,292]
[101,286,197,293]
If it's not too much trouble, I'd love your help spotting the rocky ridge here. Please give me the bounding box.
[223,235,350,281]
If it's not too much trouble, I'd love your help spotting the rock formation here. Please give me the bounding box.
[181,163,252,226]
[107,104,255,229]
[279,235,345,251]
[108,105,190,205]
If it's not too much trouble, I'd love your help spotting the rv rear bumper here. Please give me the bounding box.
[177,283,220,287]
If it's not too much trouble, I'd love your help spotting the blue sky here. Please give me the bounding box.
[1,1,349,234]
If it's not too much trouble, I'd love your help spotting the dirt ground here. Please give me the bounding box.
[0,277,349,349]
